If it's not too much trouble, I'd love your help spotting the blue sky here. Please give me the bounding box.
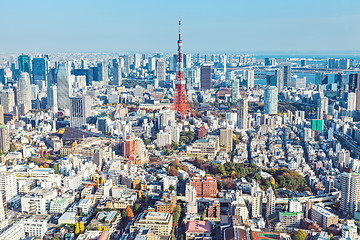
[0,0,359,53]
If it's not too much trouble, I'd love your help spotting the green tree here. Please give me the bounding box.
[249,228,254,240]
[169,185,175,191]
[122,210,128,218]
[171,141,179,150]
[292,230,306,240]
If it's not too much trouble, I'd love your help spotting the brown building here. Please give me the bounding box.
[189,176,218,198]
[155,192,177,214]
[205,200,220,221]
[122,135,139,159]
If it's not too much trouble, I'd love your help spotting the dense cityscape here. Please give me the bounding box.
[1,8,360,240]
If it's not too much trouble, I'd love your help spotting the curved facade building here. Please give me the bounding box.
[57,63,71,110]
[18,72,32,114]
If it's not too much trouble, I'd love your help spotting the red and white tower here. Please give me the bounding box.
[171,20,193,118]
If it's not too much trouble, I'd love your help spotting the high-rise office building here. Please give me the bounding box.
[47,85,57,110]
[18,55,31,74]
[113,61,122,86]
[97,62,108,82]
[184,68,196,90]
[232,78,239,104]
[70,96,91,128]
[237,99,248,129]
[266,188,276,219]
[183,54,192,69]
[148,57,156,71]
[201,64,211,90]
[0,192,7,231]
[281,63,292,87]
[81,59,88,69]
[57,63,71,110]
[0,89,15,113]
[0,125,9,153]
[18,72,32,114]
[220,128,233,152]
[335,73,347,90]
[264,86,278,115]
[134,53,141,69]
[348,93,356,111]
[349,74,360,92]
[340,172,360,217]
[317,97,328,119]
[244,69,254,88]
[169,54,177,72]
[156,58,166,87]
[275,69,284,91]
[32,57,48,82]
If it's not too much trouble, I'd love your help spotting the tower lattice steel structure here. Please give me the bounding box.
[171,20,193,118]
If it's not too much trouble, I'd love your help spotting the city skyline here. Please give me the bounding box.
[0,0,360,54]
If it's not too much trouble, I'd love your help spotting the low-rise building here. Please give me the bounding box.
[130,212,173,237]
[311,204,338,229]
[185,220,211,240]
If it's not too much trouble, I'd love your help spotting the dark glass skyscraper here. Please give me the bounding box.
[201,64,211,90]
[32,57,48,82]
[18,55,31,74]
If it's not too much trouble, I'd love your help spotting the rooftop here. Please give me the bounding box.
[186,221,211,233]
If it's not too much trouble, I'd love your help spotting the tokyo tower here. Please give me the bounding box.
[171,20,193,118]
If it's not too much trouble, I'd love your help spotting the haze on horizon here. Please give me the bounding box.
[0,0,359,54]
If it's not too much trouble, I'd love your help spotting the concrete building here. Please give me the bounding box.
[131,212,173,237]
[244,69,254,88]
[0,125,9,153]
[70,96,91,128]
[189,176,218,198]
[232,78,239,104]
[0,172,17,204]
[281,62,292,87]
[311,204,338,229]
[266,188,276,219]
[220,128,233,152]
[237,98,248,129]
[0,89,15,113]
[251,191,262,219]
[185,221,211,240]
[340,172,360,217]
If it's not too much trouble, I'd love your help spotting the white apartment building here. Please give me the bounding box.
[131,212,173,236]
[0,172,17,204]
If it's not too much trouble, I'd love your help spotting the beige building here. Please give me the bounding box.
[130,212,173,237]
[220,128,233,152]
[311,204,338,229]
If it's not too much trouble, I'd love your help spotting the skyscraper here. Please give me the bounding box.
[340,172,360,217]
[244,69,254,88]
[275,69,284,91]
[169,54,178,72]
[156,58,166,88]
[18,55,31,74]
[32,57,48,82]
[183,54,192,69]
[232,78,239,104]
[113,60,122,86]
[281,63,292,87]
[97,62,108,82]
[0,106,3,124]
[0,125,9,153]
[47,85,57,110]
[349,74,360,92]
[347,93,356,111]
[18,72,32,114]
[266,188,276,219]
[0,89,15,113]
[264,86,278,115]
[200,64,211,90]
[70,96,91,128]
[57,63,71,110]
[317,97,328,119]
[134,53,141,69]
[184,68,196,90]
[237,99,248,129]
